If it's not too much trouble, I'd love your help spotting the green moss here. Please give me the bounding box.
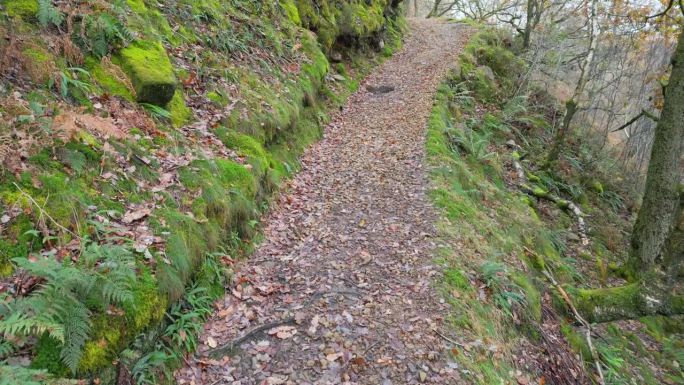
[156,209,208,301]
[338,2,384,37]
[123,269,167,331]
[117,40,177,106]
[280,0,301,26]
[207,90,228,107]
[591,180,604,194]
[167,90,192,127]
[78,328,120,372]
[31,335,69,376]
[2,0,38,19]
[573,284,642,323]
[215,159,257,197]
[444,268,471,291]
[126,0,147,13]
[21,47,54,84]
[216,129,270,167]
[86,57,135,101]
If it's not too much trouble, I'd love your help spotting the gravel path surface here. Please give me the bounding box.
[176,18,472,385]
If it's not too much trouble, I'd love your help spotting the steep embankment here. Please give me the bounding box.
[0,1,403,383]
[174,19,471,385]
[427,28,684,385]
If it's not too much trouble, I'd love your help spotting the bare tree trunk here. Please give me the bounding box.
[522,0,536,49]
[545,0,599,166]
[427,0,442,18]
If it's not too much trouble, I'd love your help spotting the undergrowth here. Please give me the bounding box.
[428,27,684,385]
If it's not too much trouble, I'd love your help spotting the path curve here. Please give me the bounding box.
[177,19,471,385]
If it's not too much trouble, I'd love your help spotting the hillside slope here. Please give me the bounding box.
[0,1,403,383]
[428,28,684,385]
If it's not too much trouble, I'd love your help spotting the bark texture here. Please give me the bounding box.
[630,30,684,274]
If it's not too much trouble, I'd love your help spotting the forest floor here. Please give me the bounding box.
[175,19,472,385]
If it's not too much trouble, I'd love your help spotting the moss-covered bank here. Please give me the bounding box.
[0,0,405,383]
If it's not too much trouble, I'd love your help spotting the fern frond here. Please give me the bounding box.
[0,339,16,358]
[59,304,91,373]
[0,312,65,342]
[37,0,64,28]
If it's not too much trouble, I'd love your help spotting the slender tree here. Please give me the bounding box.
[544,0,600,166]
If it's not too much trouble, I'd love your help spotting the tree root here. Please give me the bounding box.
[573,283,684,324]
[507,142,589,247]
[206,317,296,358]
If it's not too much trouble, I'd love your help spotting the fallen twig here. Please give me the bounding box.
[433,328,466,347]
[206,317,295,358]
[12,182,81,240]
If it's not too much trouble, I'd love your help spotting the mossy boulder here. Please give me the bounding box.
[339,2,385,37]
[86,57,136,101]
[118,40,177,106]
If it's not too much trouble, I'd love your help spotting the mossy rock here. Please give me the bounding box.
[280,0,301,26]
[2,0,38,19]
[338,2,384,38]
[118,40,177,106]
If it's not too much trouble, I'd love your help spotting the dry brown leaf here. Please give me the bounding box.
[267,325,297,339]
[122,207,151,224]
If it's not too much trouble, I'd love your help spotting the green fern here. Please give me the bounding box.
[73,13,134,58]
[140,103,172,120]
[37,0,64,28]
[0,339,15,359]
[0,242,136,373]
[0,365,55,385]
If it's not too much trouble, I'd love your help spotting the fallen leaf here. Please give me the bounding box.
[122,208,151,224]
[419,370,427,382]
[266,375,288,385]
[206,336,217,348]
[267,325,297,339]
[326,352,342,362]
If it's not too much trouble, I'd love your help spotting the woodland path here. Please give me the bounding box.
[176,19,471,385]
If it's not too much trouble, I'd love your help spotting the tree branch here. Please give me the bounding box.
[646,0,675,19]
[610,109,660,133]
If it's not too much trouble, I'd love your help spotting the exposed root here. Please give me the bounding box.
[206,317,296,358]
[507,141,589,247]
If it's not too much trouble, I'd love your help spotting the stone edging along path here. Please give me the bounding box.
[176,18,472,385]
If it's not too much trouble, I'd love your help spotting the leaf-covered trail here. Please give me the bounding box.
[176,19,471,385]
